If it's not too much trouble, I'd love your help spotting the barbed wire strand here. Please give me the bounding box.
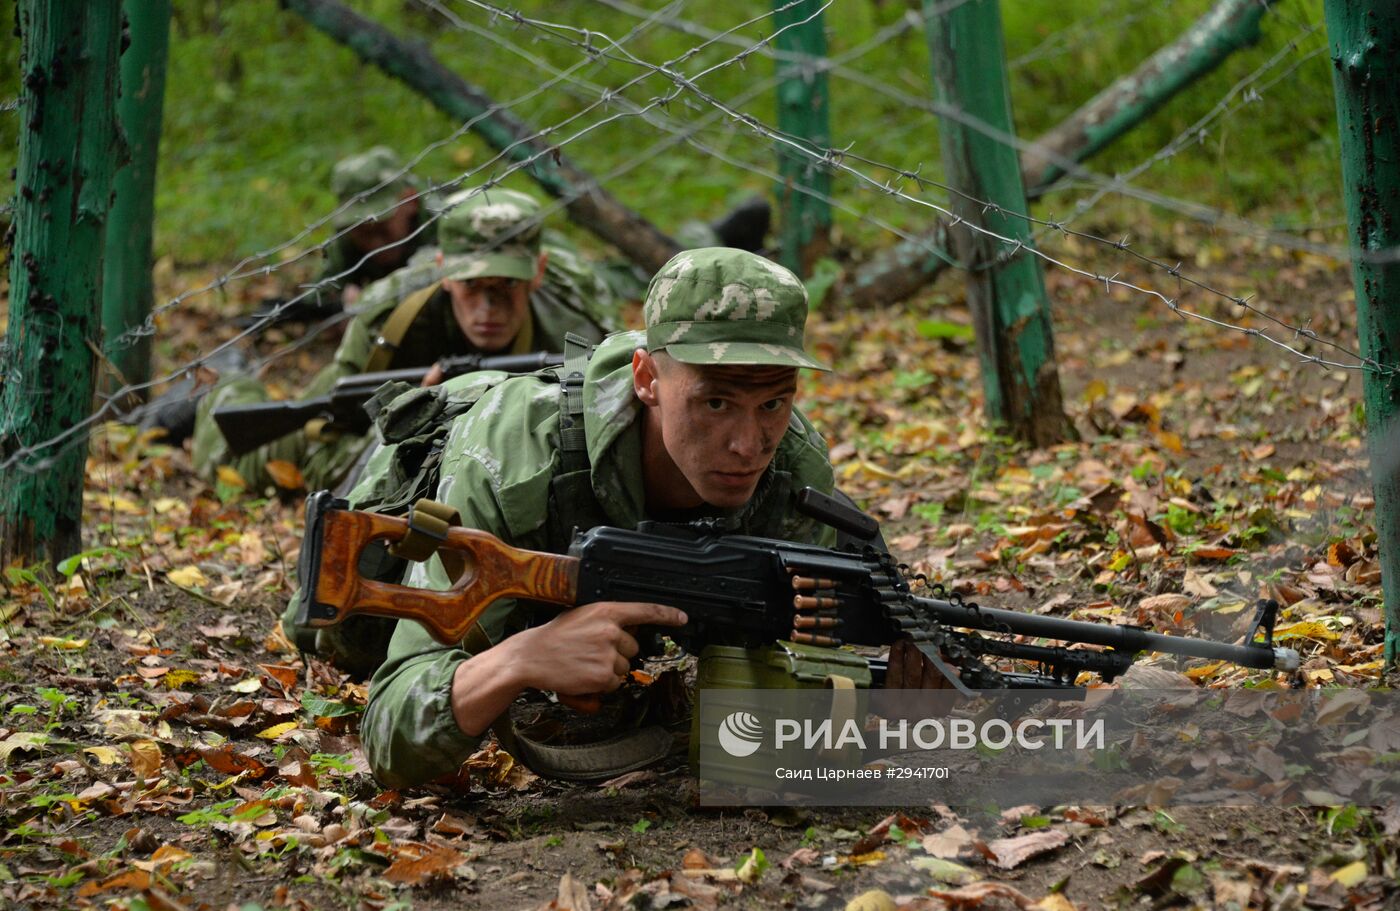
[0,0,839,473]
[590,0,1363,264]
[451,0,1388,377]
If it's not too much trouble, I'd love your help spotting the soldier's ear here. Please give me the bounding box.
[633,349,660,406]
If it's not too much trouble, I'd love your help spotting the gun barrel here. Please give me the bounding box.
[212,398,333,456]
[913,597,1299,671]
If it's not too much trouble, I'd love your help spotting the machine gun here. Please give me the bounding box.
[294,489,1299,697]
[212,351,563,456]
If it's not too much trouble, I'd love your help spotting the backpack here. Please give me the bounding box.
[293,334,595,677]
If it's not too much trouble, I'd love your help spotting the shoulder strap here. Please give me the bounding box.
[365,284,439,373]
[557,332,592,475]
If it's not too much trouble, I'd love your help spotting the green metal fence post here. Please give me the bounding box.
[0,0,125,565]
[772,0,832,277]
[1324,0,1400,664]
[102,0,172,408]
[925,0,1071,446]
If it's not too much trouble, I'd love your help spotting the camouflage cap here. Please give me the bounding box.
[642,247,827,371]
[437,187,543,283]
[330,147,419,229]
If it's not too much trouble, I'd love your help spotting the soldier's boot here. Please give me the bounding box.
[710,196,771,253]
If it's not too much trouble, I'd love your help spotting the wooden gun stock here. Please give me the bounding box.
[299,495,581,646]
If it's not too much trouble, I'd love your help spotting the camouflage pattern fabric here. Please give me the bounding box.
[437,187,543,282]
[358,248,836,788]
[643,247,828,371]
[329,146,420,229]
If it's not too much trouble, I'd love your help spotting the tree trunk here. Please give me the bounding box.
[847,0,1278,310]
[282,0,679,274]
[926,0,1071,447]
[102,0,172,410]
[772,0,832,277]
[1,0,125,565]
[1324,0,1400,665]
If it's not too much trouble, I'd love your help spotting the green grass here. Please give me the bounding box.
[0,0,1341,267]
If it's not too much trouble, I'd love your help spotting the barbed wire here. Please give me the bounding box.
[549,5,1372,372]
[452,0,1389,379]
[1008,0,1160,70]
[4,0,1387,481]
[0,0,838,474]
[1042,27,1331,242]
[589,0,1363,266]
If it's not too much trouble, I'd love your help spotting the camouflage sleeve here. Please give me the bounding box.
[360,379,556,788]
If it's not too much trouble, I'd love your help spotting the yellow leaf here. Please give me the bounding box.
[129,740,163,780]
[1035,895,1078,911]
[153,497,184,514]
[37,635,89,650]
[216,465,247,489]
[83,491,143,514]
[1154,429,1184,454]
[162,669,201,690]
[843,850,887,866]
[1184,661,1225,681]
[1331,860,1367,888]
[167,566,209,588]
[84,746,124,765]
[264,460,305,490]
[1083,380,1108,404]
[1273,621,1340,642]
[257,722,299,740]
[231,677,263,694]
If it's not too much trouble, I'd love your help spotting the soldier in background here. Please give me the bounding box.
[191,187,617,493]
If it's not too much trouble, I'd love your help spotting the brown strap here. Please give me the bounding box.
[387,498,461,565]
[508,308,534,355]
[365,285,439,373]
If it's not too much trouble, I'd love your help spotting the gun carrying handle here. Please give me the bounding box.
[313,509,581,646]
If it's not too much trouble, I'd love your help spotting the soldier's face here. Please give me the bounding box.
[635,351,798,510]
[444,276,532,352]
[348,195,419,270]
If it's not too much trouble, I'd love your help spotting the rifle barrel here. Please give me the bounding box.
[912,597,1299,671]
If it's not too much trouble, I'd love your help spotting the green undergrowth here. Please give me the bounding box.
[0,0,1340,266]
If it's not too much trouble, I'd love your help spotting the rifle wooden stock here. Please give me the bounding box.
[311,507,580,645]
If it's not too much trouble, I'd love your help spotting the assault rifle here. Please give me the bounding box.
[212,351,563,456]
[295,489,1299,697]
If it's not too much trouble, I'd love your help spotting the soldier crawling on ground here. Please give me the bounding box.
[339,248,862,786]
[190,186,618,494]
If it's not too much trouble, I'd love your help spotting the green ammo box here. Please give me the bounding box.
[689,641,872,771]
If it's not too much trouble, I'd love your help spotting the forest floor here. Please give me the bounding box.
[2,227,1398,911]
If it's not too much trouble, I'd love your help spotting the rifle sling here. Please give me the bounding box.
[366,285,439,373]
[388,498,468,582]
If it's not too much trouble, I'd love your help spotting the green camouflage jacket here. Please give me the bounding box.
[358,329,836,788]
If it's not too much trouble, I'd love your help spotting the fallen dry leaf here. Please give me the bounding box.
[980,829,1070,870]
[383,843,468,886]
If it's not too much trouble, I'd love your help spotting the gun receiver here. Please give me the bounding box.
[296,490,1300,692]
[214,351,563,456]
